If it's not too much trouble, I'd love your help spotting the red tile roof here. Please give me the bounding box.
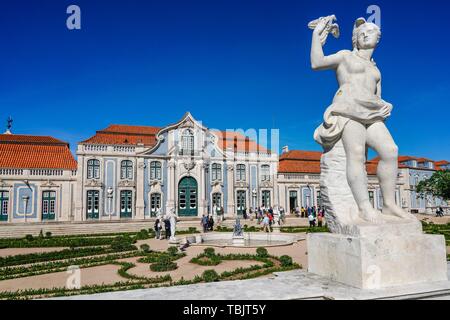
[0,134,77,170]
[371,155,450,171]
[279,150,377,175]
[81,124,161,147]
[213,130,270,153]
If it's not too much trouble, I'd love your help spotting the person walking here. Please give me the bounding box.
[318,212,323,228]
[301,207,306,218]
[308,212,316,228]
[262,214,270,233]
[164,217,171,239]
[208,215,214,231]
[201,215,209,233]
[154,218,162,239]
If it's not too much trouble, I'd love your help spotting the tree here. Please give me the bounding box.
[416,170,450,201]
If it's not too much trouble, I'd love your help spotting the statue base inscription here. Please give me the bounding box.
[307,224,448,289]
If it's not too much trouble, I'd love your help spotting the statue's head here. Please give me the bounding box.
[352,18,381,50]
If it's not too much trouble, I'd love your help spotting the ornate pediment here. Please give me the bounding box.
[85,179,103,188]
[149,180,163,187]
[118,180,136,188]
[42,180,59,188]
[234,181,249,188]
[183,161,196,173]
[179,118,194,129]
[260,181,273,188]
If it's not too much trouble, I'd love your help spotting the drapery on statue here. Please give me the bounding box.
[309,15,416,231]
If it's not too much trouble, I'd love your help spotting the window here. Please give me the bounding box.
[369,191,375,207]
[86,190,100,219]
[42,191,56,220]
[211,163,222,181]
[120,190,132,218]
[262,191,271,208]
[0,191,8,222]
[212,193,222,208]
[261,165,270,181]
[150,161,162,180]
[181,129,194,156]
[236,164,246,181]
[121,160,133,180]
[317,190,322,207]
[150,193,161,217]
[87,159,100,179]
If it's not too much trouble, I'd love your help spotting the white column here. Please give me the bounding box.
[167,160,176,213]
[75,155,84,221]
[226,164,234,217]
[135,158,145,219]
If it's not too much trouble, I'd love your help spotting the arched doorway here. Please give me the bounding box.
[178,177,198,216]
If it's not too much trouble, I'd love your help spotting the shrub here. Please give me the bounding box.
[256,247,268,258]
[45,232,52,238]
[25,235,34,242]
[140,244,150,253]
[110,235,135,251]
[135,229,150,240]
[167,246,178,257]
[202,269,220,282]
[279,255,293,267]
[203,247,216,257]
[150,255,178,272]
[188,227,197,234]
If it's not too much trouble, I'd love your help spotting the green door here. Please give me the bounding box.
[86,190,100,220]
[0,191,9,222]
[289,191,298,214]
[120,190,133,219]
[178,177,198,216]
[42,191,56,221]
[236,190,246,216]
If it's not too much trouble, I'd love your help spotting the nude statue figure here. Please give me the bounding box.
[310,16,416,223]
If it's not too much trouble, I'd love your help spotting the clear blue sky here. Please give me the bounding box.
[0,0,449,160]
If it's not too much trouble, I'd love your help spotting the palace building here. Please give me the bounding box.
[0,112,448,224]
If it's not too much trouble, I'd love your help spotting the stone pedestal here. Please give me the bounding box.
[307,221,448,289]
[232,236,245,246]
[169,237,180,246]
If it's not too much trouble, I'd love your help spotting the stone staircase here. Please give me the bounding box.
[0,217,310,239]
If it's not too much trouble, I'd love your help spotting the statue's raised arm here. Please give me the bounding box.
[309,15,346,71]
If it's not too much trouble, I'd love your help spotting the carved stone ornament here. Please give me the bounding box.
[227,165,234,171]
[41,179,59,188]
[260,181,273,188]
[85,179,103,188]
[118,180,136,188]
[138,162,146,169]
[234,181,249,188]
[184,161,196,173]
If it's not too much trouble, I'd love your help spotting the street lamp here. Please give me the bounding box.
[107,187,114,220]
[22,195,30,223]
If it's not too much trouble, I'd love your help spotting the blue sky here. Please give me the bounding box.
[0,0,449,160]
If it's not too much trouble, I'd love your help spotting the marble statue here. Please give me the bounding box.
[168,208,177,242]
[306,14,448,290]
[233,218,243,237]
[309,15,416,233]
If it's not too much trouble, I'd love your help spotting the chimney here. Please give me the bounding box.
[282,146,289,154]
